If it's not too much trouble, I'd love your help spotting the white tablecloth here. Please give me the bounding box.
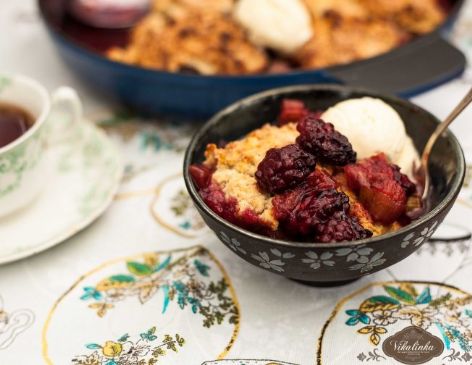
[1,1,472,364]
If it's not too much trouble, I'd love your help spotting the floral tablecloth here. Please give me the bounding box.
[1,1,472,364]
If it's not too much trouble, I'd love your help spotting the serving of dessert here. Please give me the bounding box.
[189,97,423,244]
[107,0,449,75]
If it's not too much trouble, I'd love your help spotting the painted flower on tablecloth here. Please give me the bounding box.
[302,251,335,270]
[170,189,206,232]
[344,282,472,351]
[72,351,101,365]
[348,252,386,273]
[371,309,397,326]
[79,248,239,328]
[72,326,185,365]
[220,232,246,255]
[448,308,472,331]
[393,306,438,329]
[102,340,125,357]
[251,249,295,272]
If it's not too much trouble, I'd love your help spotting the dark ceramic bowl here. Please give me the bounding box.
[183,85,465,286]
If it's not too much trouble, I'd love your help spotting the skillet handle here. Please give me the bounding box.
[325,34,466,97]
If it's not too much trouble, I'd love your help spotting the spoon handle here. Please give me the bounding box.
[422,87,472,164]
[421,87,472,201]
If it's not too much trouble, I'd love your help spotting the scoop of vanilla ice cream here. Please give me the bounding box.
[234,0,313,55]
[394,136,420,180]
[322,97,419,178]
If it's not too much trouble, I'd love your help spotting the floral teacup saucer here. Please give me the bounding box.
[0,119,122,264]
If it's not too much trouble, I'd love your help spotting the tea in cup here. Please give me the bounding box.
[0,75,82,217]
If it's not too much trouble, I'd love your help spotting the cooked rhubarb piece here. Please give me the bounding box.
[278,98,309,125]
[344,153,415,224]
[189,164,213,190]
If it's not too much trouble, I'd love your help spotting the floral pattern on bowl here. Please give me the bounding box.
[212,216,446,284]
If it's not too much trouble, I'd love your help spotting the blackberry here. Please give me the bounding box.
[296,115,356,166]
[255,144,316,195]
[314,211,373,243]
[273,187,347,237]
[273,170,351,238]
[273,169,371,242]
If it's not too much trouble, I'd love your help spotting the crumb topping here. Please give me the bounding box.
[204,123,299,229]
[203,122,388,235]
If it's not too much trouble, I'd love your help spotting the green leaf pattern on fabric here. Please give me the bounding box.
[344,283,472,351]
[79,247,239,329]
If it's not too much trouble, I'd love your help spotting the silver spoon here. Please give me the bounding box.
[421,87,472,201]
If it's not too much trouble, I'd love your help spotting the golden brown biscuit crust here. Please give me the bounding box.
[359,0,445,34]
[298,0,445,69]
[296,12,408,69]
[204,123,299,229]
[109,0,447,72]
[108,8,268,75]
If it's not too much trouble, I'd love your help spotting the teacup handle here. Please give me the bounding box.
[47,87,83,143]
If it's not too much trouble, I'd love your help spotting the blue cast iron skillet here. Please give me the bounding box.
[38,0,466,118]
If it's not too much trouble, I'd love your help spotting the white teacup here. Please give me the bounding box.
[0,74,82,217]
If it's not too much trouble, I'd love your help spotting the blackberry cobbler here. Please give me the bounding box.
[190,99,422,243]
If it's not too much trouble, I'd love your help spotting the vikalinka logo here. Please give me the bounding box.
[382,326,444,364]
